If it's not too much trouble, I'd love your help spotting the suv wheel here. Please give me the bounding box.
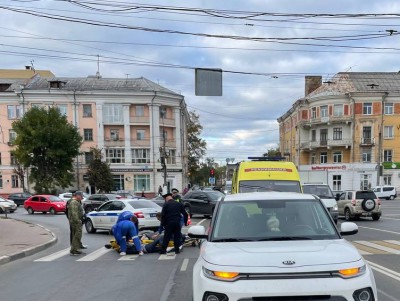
[345,208,353,221]
[372,214,380,221]
[361,199,376,211]
[390,195,395,200]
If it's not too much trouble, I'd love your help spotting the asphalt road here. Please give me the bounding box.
[1,200,400,301]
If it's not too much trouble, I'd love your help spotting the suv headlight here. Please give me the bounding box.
[334,265,366,279]
[203,267,239,281]
[333,204,338,211]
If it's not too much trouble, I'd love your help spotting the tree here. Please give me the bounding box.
[263,147,282,158]
[13,107,83,194]
[187,111,207,182]
[86,147,114,193]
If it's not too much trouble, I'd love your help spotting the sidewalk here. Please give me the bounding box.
[0,216,57,265]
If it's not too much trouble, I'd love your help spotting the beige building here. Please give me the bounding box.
[0,69,189,197]
[278,73,400,191]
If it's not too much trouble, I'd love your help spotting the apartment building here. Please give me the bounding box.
[278,73,400,191]
[0,69,189,197]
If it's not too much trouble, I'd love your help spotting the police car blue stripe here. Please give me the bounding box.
[88,212,120,217]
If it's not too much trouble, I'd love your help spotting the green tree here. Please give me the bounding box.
[187,111,207,182]
[12,107,82,194]
[263,147,282,158]
[86,147,114,193]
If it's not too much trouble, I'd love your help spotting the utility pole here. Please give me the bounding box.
[377,92,388,185]
[160,109,168,191]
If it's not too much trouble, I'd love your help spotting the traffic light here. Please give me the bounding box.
[210,168,215,177]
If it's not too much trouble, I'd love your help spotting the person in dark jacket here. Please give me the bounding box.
[171,188,182,202]
[159,193,188,255]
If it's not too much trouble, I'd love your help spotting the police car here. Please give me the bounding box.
[85,199,161,233]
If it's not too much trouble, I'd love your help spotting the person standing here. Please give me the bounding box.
[158,185,163,196]
[159,193,188,255]
[171,188,182,202]
[67,191,86,255]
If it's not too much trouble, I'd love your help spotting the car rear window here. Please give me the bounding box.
[128,200,161,209]
[356,191,376,199]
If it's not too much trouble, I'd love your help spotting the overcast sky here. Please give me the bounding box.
[2,0,400,164]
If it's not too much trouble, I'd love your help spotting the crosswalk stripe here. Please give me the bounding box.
[118,255,138,261]
[357,249,372,255]
[384,240,400,247]
[351,242,386,254]
[35,248,71,262]
[354,241,400,254]
[77,248,113,261]
[158,254,176,260]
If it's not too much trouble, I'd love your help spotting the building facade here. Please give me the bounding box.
[0,69,189,197]
[278,73,400,192]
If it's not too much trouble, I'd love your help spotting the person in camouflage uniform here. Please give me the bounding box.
[67,191,85,255]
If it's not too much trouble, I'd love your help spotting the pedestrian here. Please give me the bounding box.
[158,185,163,196]
[67,191,87,256]
[159,192,188,255]
[171,188,182,202]
[112,212,143,256]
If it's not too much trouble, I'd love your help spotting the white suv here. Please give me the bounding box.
[373,185,397,200]
[188,192,377,301]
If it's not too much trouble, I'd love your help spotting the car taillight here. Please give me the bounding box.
[351,199,356,206]
[134,211,144,218]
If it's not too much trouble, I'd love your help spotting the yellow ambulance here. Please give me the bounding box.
[231,157,302,194]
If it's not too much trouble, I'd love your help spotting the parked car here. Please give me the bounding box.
[84,199,162,233]
[302,183,339,223]
[24,195,66,215]
[59,192,89,202]
[372,185,397,200]
[335,190,381,221]
[150,195,165,207]
[188,191,376,301]
[182,190,225,218]
[82,193,121,213]
[7,192,32,206]
[0,197,17,213]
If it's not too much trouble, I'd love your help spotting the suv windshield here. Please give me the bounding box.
[239,180,301,193]
[356,191,377,199]
[302,185,334,198]
[211,199,338,241]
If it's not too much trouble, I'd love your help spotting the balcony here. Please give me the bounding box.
[104,138,125,147]
[360,137,375,146]
[130,116,150,124]
[330,115,352,124]
[160,118,176,127]
[131,139,150,147]
[327,139,352,148]
[159,139,176,148]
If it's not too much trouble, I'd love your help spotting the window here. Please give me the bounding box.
[7,105,21,119]
[83,104,92,117]
[362,126,372,143]
[85,152,94,164]
[160,106,167,118]
[384,126,393,138]
[332,128,342,140]
[384,103,393,115]
[333,104,343,117]
[31,103,43,108]
[320,105,328,118]
[166,149,176,164]
[134,174,150,192]
[110,129,119,141]
[0,175,2,188]
[384,150,392,162]
[11,175,19,188]
[103,104,123,123]
[137,130,145,140]
[320,152,328,164]
[106,149,125,163]
[320,129,328,144]
[57,104,67,116]
[83,129,93,141]
[136,105,144,117]
[311,107,316,119]
[362,148,371,163]
[363,102,372,115]
[332,175,342,191]
[383,175,392,186]
[132,148,150,164]
[113,175,124,191]
[311,130,316,142]
[10,152,17,165]
[311,153,316,164]
[333,151,342,163]
[9,130,17,143]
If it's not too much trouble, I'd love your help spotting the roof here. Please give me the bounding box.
[0,69,54,79]
[224,191,316,202]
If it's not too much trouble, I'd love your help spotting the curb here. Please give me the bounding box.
[0,219,57,266]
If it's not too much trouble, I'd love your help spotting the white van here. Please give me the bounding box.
[373,186,397,200]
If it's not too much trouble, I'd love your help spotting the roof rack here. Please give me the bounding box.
[248,156,287,161]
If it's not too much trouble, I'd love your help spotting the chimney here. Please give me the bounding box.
[305,76,322,96]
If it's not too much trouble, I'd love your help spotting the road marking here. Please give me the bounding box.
[158,254,175,260]
[352,242,388,254]
[357,249,372,255]
[118,255,138,261]
[196,219,207,226]
[77,248,113,261]
[35,247,71,262]
[367,260,400,282]
[354,241,400,254]
[385,240,400,246]
[380,217,400,221]
[358,226,400,235]
[180,258,189,271]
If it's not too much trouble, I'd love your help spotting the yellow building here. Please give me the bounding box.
[278,73,400,191]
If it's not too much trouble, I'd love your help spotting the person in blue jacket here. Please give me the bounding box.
[112,211,143,256]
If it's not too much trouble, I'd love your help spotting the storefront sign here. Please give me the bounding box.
[112,168,153,172]
[311,165,346,171]
[156,169,183,172]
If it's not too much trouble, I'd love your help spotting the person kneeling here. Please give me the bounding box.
[112,212,143,256]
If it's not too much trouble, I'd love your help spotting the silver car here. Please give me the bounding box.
[336,190,381,221]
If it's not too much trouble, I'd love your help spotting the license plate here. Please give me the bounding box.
[150,213,157,217]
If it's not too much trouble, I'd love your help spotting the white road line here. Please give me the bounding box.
[358,226,400,235]
[158,254,175,260]
[355,241,400,254]
[118,255,138,261]
[367,260,400,282]
[77,248,113,261]
[380,217,400,221]
[196,219,207,226]
[180,258,189,271]
[384,240,400,246]
[357,249,372,255]
[34,248,71,262]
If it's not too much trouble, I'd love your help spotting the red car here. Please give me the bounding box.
[24,195,66,215]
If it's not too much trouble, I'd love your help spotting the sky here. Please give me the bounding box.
[2,0,400,165]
